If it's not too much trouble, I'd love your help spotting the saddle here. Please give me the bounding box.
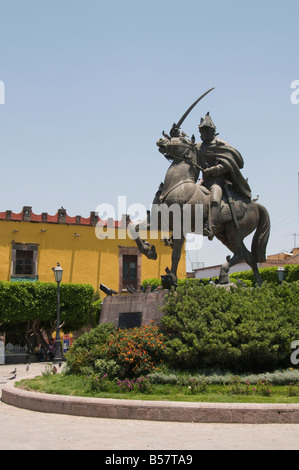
[219,197,247,222]
[200,183,248,223]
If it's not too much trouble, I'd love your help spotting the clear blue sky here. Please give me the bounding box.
[0,0,298,270]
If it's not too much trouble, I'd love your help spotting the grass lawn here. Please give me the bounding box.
[15,373,299,404]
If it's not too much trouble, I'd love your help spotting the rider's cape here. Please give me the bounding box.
[197,138,252,200]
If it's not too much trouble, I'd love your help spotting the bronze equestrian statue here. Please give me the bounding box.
[129,91,270,287]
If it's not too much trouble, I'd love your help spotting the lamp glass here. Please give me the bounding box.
[277,267,286,283]
[53,263,63,283]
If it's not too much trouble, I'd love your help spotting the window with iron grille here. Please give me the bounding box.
[11,243,38,280]
[15,250,34,275]
[122,255,137,290]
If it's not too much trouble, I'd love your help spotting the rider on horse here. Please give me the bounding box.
[196,112,252,240]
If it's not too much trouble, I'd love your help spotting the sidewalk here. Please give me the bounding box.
[0,362,51,392]
[1,363,299,450]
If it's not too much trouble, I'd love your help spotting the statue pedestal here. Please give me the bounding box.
[100,291,167,329]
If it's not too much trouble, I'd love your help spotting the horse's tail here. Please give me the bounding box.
[251,203,271,263]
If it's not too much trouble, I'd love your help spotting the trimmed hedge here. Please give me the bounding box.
[160,281,299,372]
[142,264,299,289]
[90,299,102,326]
[231,264,299,286]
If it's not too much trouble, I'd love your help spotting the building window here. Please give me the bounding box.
[123,255,138,290]
[119,246,141,292]
[15,250,34,275]
[11,243,39,281]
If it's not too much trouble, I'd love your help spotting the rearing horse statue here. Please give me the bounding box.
[129,134,270,287]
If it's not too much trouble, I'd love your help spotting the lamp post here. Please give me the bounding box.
[52,263,63,363]
[277,267,286,284]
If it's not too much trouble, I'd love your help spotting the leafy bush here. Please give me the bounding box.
[253,378,272,397]
[102,321,167,377]
[116,378,136,392]
[65,323,116,374]
[142,278,162,290]
[288,382,299,396]
[94,358,121,378]
[87,373,110,392]
[285,264,299,283]
[90,299,102,326]
[228,375,251,395]
[160,282,299,372]
[187,377,209,394]
[116,376,152,393]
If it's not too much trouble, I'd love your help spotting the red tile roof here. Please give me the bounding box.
[260,252,299,267]
[0,208,126,227]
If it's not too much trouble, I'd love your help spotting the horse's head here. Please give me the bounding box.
[156,134,195,162]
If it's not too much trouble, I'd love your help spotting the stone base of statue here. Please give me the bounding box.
[99,291,167,329]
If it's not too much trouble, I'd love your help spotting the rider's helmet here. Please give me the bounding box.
[198,112,216,131]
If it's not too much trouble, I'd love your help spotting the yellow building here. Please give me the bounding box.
[0,206,186,295]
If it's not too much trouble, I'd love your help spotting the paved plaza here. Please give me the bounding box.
[1,363,299,450]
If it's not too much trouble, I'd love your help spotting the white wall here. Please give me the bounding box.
[194,262,251,279]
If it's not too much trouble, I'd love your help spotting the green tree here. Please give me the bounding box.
[0,281,94,350]
[160,282,299,372]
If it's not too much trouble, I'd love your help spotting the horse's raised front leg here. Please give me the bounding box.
[128,218,157,260]
[135,236,157,260]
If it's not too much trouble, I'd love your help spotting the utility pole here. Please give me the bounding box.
[290,233,299,249]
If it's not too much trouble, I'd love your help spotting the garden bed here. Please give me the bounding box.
[15,368,299,404]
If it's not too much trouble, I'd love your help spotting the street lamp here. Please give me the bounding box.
[52,263,63,363]
[277,267,286,284]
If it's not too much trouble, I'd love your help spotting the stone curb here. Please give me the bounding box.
[2,379,299,424]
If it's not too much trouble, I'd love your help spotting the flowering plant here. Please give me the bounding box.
[253,379,272,397]
[102,321,166,377]
[187,377,209,394]
[288,382,299,397]
[117,376,152,393]
[88,372,110,392]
